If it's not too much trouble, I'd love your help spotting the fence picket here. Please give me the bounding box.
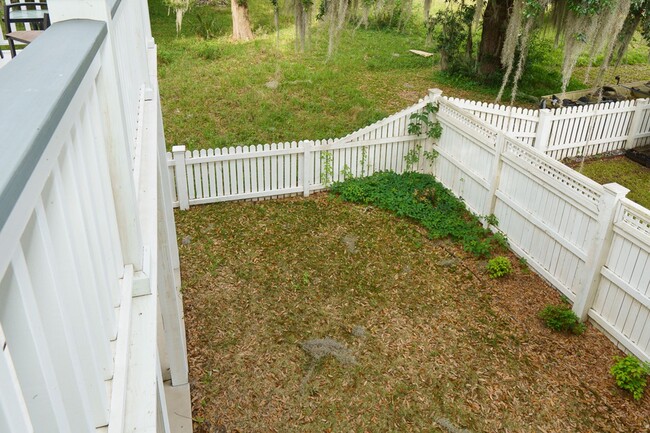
[207,149,216,198]
[200,149,208,199]
[222,147,231,196]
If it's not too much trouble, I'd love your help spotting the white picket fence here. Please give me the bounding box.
[167,89,650,363]
[167,96,434,208]
[450,97,650,160]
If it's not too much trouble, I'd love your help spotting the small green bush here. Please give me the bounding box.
[486,256,512,278]
[538,305,586,335]
[610,355,650,401]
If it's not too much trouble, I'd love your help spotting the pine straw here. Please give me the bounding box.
[176,194,650,433]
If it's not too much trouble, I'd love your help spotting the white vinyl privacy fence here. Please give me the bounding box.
[450,97,650,160]
[434,96,650,363]
[167,89,650,363]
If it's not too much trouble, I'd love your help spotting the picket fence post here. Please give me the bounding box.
[573,183,629,321]
[625,98,649,150]
[535,108,552,153]
[425,88,444,175]
[483,132,506,227]
[428,88,443,103]
[172,146,190,210]
[303,140,312,197]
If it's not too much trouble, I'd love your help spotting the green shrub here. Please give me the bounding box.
[610,355,650,401]
[538,305,586,335]
[486,256,512,278]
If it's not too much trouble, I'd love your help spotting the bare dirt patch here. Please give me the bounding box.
[176,194,650,433]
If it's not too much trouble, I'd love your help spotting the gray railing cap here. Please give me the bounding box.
[0,19,107,230]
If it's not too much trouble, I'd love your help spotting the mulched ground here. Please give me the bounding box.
[175,194,650,433]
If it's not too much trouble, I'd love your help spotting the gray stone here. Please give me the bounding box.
[351,326,366,338]
[437,257,459,268]
[300,338,357,365]
[341,234,358,254]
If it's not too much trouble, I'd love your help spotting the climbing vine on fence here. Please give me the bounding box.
[408,103,442,139]
[404,102,442,172]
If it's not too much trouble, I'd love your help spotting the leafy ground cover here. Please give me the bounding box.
[331,172,504,257]
[176,192,650,432]
[571,156,650,209]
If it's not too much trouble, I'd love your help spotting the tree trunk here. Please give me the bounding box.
[466,23,473,61]
[423,0,432,22]
[478,0,512,75]
[231,0,254,41]
[295,1,310,52]
[274,7,280,44]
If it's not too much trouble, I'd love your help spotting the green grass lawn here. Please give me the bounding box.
[150,0,650,151]
[573,156,650,209]
[151,0,446,150]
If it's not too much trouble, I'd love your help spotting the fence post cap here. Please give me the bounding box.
[428,88,443,98]
[603,183,629,197]
[172,145,186,153]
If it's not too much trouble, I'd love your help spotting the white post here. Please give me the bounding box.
[535,108,552,154]
[484,132,506,227]
[172,146,190,210]
[425,89,444,175]
[428,88,443,104]
[303,140,312,197]
[625,98,648,150]
[573,183,629,321]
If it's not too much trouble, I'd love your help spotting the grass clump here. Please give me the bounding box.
[574,157,650,209]
[610,355,650,401]
[330,171,502,257]
[538,305,586,335]
[486,256,513,279]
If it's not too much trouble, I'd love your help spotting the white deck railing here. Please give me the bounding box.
[0,1,190,432]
